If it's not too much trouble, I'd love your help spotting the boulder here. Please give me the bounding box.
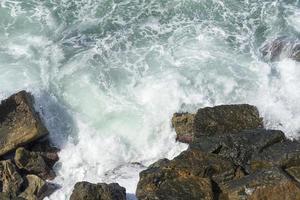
[0,160,23,196]
[70,182,126,200]
[190,129,285,170]
[0,91,48,156]
[220,167,300,200]
[171,113,195,143]
[136,149,236,200]
[261,36,300,61]
[193,104,263,137]
[19,174,57,200]
[14,147,55,180]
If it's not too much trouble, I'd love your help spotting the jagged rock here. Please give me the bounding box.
[136,149,236,200]
[19,175,57,200]
[220,167,300,200]
[28,139,60,169]
[190,129,285,170]
[70,182,126,200]
[15,147,55,180]
[193,104,263,137]
[171,113,195,143]
[0,91,48,156]
[0,160,23,196]
[250,139,300,172]
[286,166,300,183]
[261,36,300,61]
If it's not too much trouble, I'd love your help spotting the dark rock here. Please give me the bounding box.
[19,174,57,200]
[220,167,300,200]
[28,139,60,169]
[261,36,300,62]
[14,147,55,180]
[0,91,48,156]
[250,139,300,172]
[136,149,236,200]
[0,160,23,196]
[171,113,195,143]
[190,129,285,170]
[70,182,126,200]
[193,104,263,137]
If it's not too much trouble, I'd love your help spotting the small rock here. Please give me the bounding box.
[0,91,48,156]
[193,104,263,137]
[171,113,195,143]
[14,147,55,180]
[0,160,23,196]
[19,174,57,200]
[70,182,126,200]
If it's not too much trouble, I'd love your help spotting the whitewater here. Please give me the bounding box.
[0,0,300,199]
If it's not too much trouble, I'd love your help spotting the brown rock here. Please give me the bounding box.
[70,182,126,200]
[14,147,55,180]
[0,160,23,196]
[0,91,48,156]
[171,113,195,143]
[221,167,300,200]
[19,175,57,200]
[193,104,263,137]
[136,149,235,200]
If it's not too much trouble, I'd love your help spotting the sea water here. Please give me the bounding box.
[0,0,299,199]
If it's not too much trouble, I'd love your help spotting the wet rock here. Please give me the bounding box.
[14,147,55,180]
[221,167,300,200]
[19,175,57,200]
[261,36,300,61]
[250,139,300,172]
[193,104,263,137]
[0,160,23,196]
[190,129,285,170]
[0,91,48,156]
[70,182,126,200]
[136,148,236,200]
[171,113,195,143]
[28,139,60,169]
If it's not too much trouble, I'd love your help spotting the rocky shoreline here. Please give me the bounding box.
[1,91,300,199]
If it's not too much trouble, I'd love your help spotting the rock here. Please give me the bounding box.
[0,91,48,156]
[286,166,300,183]
[136,149,236,200]
[193,104,263,137]
[171,113,195,143]
[0,160,23,196]
[15,147,55,180]
[250,139,300,172]
[0,193,24,200]
[28,139,60,169]
[70,182,126,200]
[261,36,300,61]
[221,167,300,200]
[19,175,57,200]
[190,129,285,170]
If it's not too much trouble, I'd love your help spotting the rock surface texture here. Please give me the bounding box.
[0,91,48,156]
[136,104,300,200]
[0,91,59,199]
[70,182,126,200]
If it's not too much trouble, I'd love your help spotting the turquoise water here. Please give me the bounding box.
[0,0,300,199]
